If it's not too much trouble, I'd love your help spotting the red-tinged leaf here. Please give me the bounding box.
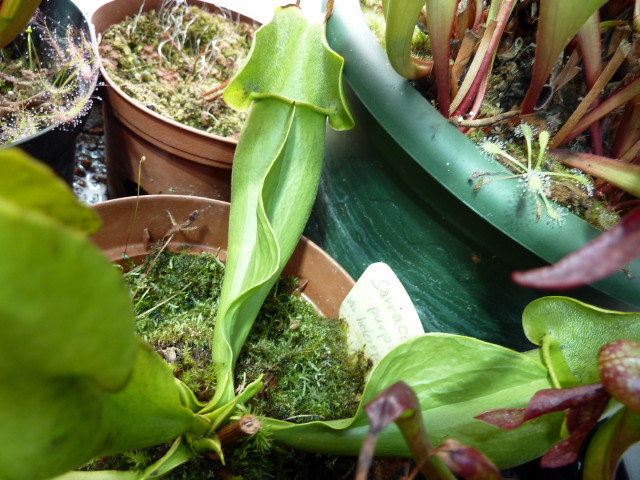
[611,98,640,160]
[512,207,640,289]
[541,390,610,468]
[356,382,456,480]
[599,340,640,413]
[520,0,608,113]
[431,439,503,480]
[476,384,606,430]
[450,0,515,118]
[583,407,640,480]
[364,381,420,436]
[474,408,527,430]
[424,0,458,115]
[561,76,640,146]
[550,148,640,197]
[576,12,603,155]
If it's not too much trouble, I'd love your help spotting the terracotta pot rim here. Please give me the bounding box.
[99,67,238,146]
[90,195,355,319]
[91,0,261,148]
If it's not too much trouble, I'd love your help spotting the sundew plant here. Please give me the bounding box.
[0,10,98,145]
[473,123,595,222]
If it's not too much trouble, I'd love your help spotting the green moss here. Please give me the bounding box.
[109,248,371,478]
[99,2,255,138]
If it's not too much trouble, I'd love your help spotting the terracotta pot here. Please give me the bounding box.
[90,195,354,318]
[91,0,258,200]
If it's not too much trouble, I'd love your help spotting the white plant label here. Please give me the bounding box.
[340,262,424,364]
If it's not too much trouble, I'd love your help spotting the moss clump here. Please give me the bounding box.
[125,248,370,419]
[117,247,370,478]
[99,1,255,138]
[235,276,371,423]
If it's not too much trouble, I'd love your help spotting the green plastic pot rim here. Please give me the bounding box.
[324,0,640,308]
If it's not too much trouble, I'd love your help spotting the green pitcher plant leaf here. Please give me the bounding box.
[0,375,104,480]
[0,191,134,390]
[265,333,563,469]
[94,339,202,458]
[0,0,40,48]
[0,148,101,233]
[222,6,353,130]
[382,0,433,80]
[522,297,640,384]
[583,407,640,480]
[211,5,353,407]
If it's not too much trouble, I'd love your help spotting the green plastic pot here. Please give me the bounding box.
[305,0,640,350]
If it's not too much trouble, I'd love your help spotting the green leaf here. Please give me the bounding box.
[522,297,640,384]
[212,5,353,406]
[0,0,41,48]
[583,407,640,480]
[541,334,581,388]
[210,99,326,405]
[0,198,135,391]
[50,472,143,480]
[267,333,562,469]
[381,0,432,80]
[95,339,200,457]
[0,148,100,233]
[223,5,353,130]
[0,376,104,480]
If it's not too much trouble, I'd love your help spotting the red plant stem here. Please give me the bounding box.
[551,41,630,148]
[472,0,485,31]
[468,66,492,119]
[577,12,604,155]
[612,97,640,159]
[426,0,458,116]
[557,76,640,147]
[450,0,514,118]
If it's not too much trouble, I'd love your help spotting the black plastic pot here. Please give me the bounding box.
[0,0,98,185]
[305,0,640,351]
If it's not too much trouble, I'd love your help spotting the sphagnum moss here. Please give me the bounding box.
[108,248,370,479]
[99,1,255,138]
